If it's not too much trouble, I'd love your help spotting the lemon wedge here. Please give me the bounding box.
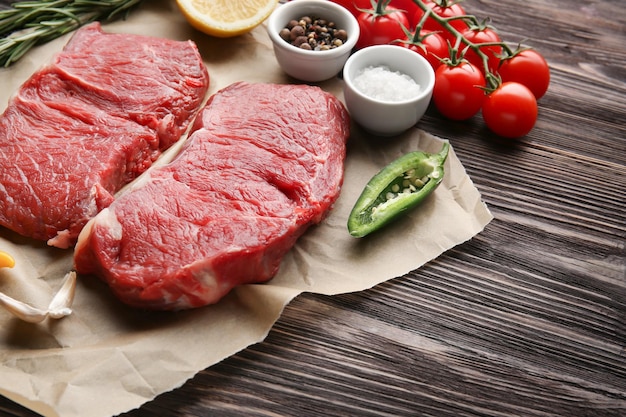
[176,0,280,38]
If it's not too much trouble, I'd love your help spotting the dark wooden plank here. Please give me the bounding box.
[1,0,625,416]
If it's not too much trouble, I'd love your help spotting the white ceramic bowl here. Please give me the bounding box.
[342,45,436,136]
[267,0,359,82]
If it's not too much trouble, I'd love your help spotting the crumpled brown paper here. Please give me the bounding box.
[0,1,493,416]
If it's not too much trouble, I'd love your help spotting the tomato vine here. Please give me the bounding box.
[412,1,498,89]
[409,0,549,137]
[338,0,550,138]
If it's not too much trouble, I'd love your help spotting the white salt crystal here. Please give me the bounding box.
[352,65,421,102]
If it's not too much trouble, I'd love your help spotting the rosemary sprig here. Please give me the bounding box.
[0,0,143,67]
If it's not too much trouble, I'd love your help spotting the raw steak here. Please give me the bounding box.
[0,22,209,248]
[74,82,350,310]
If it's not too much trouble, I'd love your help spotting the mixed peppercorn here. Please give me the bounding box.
[279,15,348,50]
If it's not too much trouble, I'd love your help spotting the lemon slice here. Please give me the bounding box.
[176,0,280,38]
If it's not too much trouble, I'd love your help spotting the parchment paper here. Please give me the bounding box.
[0,1,493,416]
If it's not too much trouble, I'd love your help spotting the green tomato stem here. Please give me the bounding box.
[411,0,508,90]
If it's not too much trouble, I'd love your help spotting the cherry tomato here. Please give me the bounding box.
[399,30,447,70]
[388,0,422,29]
[433,61,486,120]
[413,0,468,43]
[330,0,419,24]
[328,0,371,18]
[482,82,538,138]
[462,26,502,74]
[356,5,410,49]
[497,49,550,99]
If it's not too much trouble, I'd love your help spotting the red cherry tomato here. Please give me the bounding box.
[399,30,448,70]
[330,0,419,23]
[328,0,371,18]
[413,0,468,43]
[497,49,550,99]
[482,82,538,138]
[433,61,486,120]
[388,0,422,29]
[356,5,410,49]
[462,26,502,74]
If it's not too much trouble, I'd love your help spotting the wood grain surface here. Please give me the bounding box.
[1,0,625,416]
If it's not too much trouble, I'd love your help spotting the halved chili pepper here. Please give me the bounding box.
[348,141,450,238]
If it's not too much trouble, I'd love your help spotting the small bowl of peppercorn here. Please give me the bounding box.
[267,0,359,82]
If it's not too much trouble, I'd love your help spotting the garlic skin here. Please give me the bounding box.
[0,271,76,323]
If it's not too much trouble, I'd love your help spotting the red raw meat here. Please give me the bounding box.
[74,82,350,310]
[0,23,209,248]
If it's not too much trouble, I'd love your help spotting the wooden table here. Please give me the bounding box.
[1,0,625,416]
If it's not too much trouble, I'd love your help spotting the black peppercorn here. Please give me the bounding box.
[280,15,348,51]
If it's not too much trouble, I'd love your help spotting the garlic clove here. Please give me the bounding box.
[48,271,76,319]
[0,292,49,323]
[0,270,76,323]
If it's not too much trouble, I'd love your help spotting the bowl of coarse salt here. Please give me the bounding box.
[342,44,435,136]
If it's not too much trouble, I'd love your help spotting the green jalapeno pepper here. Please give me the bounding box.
[347,141,450,238]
